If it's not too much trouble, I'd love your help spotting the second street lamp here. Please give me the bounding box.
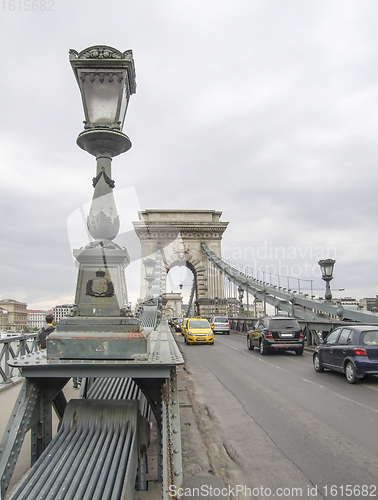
[143,258,156,290]
[318,259,336,301]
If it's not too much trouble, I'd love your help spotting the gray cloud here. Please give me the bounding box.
[1,0,378,308]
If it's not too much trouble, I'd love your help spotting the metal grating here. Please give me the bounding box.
[86,378,151,421]
[139,305,158,329]
[8,400,144,500]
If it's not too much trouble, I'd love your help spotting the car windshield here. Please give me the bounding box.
[214,317,228,323]
[361,330,378,345]
[189,320,210,329]
[268,319,299,329]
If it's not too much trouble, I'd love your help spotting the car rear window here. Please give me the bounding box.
[189,320,210,329]
[361,330,378,345]
[268,319,300,329]
[214,317,228,323]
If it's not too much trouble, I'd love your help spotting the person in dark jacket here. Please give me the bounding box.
[37,313,55,349]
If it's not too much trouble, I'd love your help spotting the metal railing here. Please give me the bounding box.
[0,334,38,384]
[202,242,378,325]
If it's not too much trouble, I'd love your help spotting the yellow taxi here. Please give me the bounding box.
[184,318,214,345]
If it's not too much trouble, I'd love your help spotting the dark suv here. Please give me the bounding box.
[247,317,304,355]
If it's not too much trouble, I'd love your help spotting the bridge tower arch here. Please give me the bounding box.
[133,210,228,318]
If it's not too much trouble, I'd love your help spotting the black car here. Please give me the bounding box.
[174,318,184,332]
[247,317,304,355]
[313,325,378,384]
[168,317,177,328]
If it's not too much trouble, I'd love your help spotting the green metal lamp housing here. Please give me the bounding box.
[318,259,336,280]
[69,45,136,131]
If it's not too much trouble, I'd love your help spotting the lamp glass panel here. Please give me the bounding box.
[324,264,334,277]
[118,76,129,128]
[144,260,155,278]
[80,72,123,125]
[145,266,154,277]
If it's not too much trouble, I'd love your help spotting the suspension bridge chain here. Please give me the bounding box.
[185,278,196,318]
[201,243,378,325]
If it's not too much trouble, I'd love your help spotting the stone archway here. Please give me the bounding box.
[162,292,183,319]
[133,210,228,318]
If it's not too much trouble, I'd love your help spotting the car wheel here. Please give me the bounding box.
[345,361,358,384]
[227,332,230,335]
[313,354,324,372]
[247,337,254,351]
[259,340,268,355]
[296,347,304,355]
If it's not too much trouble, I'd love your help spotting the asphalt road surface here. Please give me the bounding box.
[177,332,378,500]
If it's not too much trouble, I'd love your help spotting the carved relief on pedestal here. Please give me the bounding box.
[86,271,115,298]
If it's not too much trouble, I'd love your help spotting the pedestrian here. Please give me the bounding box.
[73,377,82,389]
[37,313,55,349]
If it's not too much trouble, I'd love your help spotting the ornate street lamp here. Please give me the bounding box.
[238,287,244,315]
[318,259,336,301]
[143,258,156,290]
[214,296,219,314]
[69,46,136,242]
[47,46,146,361]
[67,46,137,318]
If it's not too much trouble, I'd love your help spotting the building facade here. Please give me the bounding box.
[0,307,8,331]
[359,296,378,312]
[27,310,52,330]
[52,304,74,324]
[338,297,359,308]
[0,299,28,332]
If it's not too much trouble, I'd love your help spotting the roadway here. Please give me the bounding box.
[177,332,378,500]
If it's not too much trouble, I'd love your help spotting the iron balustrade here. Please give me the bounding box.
[0,334,38,384]
[201,242,378,325]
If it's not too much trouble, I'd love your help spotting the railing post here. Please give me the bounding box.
[19,336,26,356]
[4,343,11,383]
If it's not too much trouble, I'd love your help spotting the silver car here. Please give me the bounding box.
[210,316,230,335]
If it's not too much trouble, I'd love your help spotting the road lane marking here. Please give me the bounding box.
[216,338,378,414]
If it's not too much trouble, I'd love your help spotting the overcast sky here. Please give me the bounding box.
[1,0,378,309]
